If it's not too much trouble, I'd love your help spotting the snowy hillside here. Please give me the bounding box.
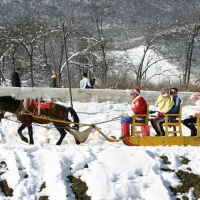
[111,46,180,84]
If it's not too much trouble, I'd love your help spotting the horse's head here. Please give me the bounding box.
[0,96,21,118]
[190,93,200,104]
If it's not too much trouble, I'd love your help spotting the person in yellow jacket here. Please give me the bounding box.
[155,87,174,114]
[50,73,57,88]
[150,86,174,136]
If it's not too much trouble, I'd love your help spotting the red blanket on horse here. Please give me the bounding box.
[29,100,51,110]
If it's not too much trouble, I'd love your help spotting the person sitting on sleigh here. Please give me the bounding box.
[182,89,200,136]
[119,87,147,139]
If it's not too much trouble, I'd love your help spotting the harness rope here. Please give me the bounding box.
[12,111,123,126]
[92,115,123,125]
[3,115,61,130]
[4,111,123,126]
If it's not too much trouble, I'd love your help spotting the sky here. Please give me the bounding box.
[0,99,199,200]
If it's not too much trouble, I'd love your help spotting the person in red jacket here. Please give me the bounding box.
[120,87,147,139]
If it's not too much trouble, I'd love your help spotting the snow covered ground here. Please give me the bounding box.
[0,100,199,200]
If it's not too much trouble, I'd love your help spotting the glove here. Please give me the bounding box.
[149,110,156,114]
[122,110,134,117]
[127,110,134,117]
[122,112,129,117]
[127,105,132,110]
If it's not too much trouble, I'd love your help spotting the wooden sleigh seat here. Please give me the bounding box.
[195,114,200,136]
[164,104,182,136]
[131,105,149,136]
[130,104,182,137]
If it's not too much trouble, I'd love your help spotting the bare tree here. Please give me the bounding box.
[93,14,108,84]
[123,30,175,87]
[6,17,49,86]
[183,22,200,86]
[20,39,35,86]
[87,1,112,85]
[169,10,200,87]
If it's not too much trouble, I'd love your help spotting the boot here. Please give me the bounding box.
[184,123,197,136]
[119,123,130,139]
[191,131,197,136]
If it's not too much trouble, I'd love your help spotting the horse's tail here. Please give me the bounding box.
[66,107,80,131]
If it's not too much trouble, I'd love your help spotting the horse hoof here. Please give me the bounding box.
[22,137,28,143]
[75,140,81,145]
[56,142,61,145]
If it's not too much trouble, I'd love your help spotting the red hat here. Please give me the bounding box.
[130,87,140,95]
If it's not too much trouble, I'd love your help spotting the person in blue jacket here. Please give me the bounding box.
[168,87,182,120]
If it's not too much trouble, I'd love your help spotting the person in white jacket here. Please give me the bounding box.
[80,73,92,89]
[182,91,200,136]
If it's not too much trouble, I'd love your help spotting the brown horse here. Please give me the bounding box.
[0,96,80,145]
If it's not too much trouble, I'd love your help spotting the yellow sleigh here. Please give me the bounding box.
[122,104,200,146]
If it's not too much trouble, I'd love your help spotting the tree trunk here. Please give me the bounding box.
[184,23,200,86]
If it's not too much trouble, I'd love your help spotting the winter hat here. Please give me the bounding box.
[130,87,140,96]
[51,74,56,79]
[161,86,170,94]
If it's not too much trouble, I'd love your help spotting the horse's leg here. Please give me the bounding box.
[65,107,80,144]
[18,124,29,143]
[27,124,34,145]
[53,121,80,145]
[54,127,67,145]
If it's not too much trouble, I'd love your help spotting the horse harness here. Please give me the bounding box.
[0,99,52,121]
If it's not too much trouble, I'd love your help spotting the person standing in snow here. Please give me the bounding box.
[150,86,176,136]
[50,73,57,88]
[11,68,29,114]
[80,73,92,89]
[119,87,147,139]
[182,90,200,136]
[11,67,22,87]
[90,78,96,89]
